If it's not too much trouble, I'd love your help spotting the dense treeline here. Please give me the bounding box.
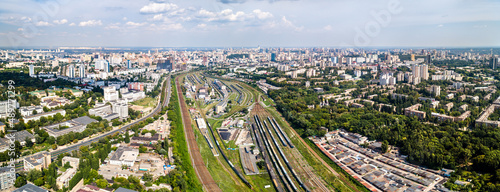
[269,86,500,191]
[166,80,203,191]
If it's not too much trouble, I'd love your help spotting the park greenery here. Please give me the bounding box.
[267,82,500,191]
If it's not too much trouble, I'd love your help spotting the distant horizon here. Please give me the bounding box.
[1,0,499,48]
[2,46,500,50]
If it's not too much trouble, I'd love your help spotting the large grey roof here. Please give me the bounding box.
[72,116,98,125]
[115,187,138,192]
[9,130,34,141]
[13,183,48,192]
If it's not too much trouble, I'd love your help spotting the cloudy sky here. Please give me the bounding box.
[0,0,499,48]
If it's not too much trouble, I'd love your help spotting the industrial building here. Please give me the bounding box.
[42,116,97,137]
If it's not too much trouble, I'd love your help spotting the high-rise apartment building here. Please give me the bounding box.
[79,64,85,78]
[68,65,75,78]
[29,65,34,77]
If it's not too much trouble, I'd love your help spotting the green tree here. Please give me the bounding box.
[143,173,153,182]
[96,179,108,188]
[124,131,130,143]
[381,140,389,153]
[14,176,26,187]
[34,177,44,186]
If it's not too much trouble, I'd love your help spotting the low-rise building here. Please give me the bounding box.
[13,183,48,192]
[42,116,97,137]
[56,168,76,189]
[89,102,128,121]
[404,104,426,119]
[430,101,440,109]
[23,152,51,171]
[23,109,66,123]
[446,93,454,99]
[459,104,468,111]
[1,130,35,146]
[62,156,80,168]
[313,88,324,93]
[121,90,146,103]
[109,146,139,167]
[445,103,454,111]
[19,105,44,117]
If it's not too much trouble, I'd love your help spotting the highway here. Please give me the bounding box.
[15,75,171,170]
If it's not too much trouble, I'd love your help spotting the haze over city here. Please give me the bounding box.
[0,0,499,47]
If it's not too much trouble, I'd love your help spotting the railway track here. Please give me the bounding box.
[272,108,363,192]
[251,123,286,192]
[176,75,221,192]
[253,103,336,192]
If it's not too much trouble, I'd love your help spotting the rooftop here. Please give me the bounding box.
[115,187,138,192]
[13,183,48,192]
[110,146,139,162]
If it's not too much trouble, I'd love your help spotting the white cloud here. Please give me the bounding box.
[218,9,246,21]
[152,14,163,21]
[53,19,68,25]
[147,23,183,31]
[126,21,147,27]
[437,24,443,27]
[105,23,121,30]
[69,23,76,26]
[281,16,303,31]
[79,20,103,27]
[324,25,333,31]
[20,17,31,22]
[198,9,217,18]
[123,17,127,21]
[197,9,254,22]
[252,9,273,20]
[17,28,23,31]
[35,21,52,26]
[140,3,178,14]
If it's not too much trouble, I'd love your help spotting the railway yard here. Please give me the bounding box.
[175,71,357,192]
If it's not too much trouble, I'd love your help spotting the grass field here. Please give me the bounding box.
[169,78,203,191]
[130,97,156,107]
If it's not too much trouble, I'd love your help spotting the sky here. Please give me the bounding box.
[0,0,499,48]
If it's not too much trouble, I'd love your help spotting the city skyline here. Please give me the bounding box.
[0,0,499,48]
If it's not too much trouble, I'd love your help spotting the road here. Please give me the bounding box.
[14,75,171,171]
[51,76,172,158]
[175,75,221,192]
